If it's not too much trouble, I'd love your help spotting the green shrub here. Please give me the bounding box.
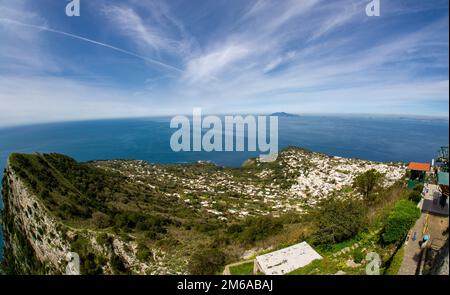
[227,216,283,244]
[310,196,367,245]
[136,243,152,261]
[382,200,421,244]
[408,191,422,203]
[352,250,365,264]
[96,233,110,246]
[91,211,111,228]
[188,247,226,275]
[71,236,104,274]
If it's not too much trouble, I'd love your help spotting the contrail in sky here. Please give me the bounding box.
[0,18,184,74]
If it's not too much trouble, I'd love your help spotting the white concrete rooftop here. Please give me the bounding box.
[420,184,449,216]
[255,241,322,275]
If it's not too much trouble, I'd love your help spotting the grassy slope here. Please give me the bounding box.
[229,262,254,275]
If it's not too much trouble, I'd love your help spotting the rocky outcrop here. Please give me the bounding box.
[1,165,70,274]
[0,161,166,275]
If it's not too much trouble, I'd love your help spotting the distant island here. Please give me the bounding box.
[270,112,299,117]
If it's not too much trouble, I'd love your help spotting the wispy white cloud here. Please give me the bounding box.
[263,51,297,73]
[102,6,172,53]
[0,0,60,73]
[0,0,448,127]
[307,2,360,41]
[241,0,321,33]
[183,43,250,82]
[0,18,183,74]
[101,2,194,59]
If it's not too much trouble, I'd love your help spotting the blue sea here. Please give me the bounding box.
[0,115,448,260]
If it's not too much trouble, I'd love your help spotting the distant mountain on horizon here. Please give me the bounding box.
[270,112,299,117]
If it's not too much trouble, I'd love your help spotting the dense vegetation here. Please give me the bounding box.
[188,247,226,275]
[309,196,367,246]
[8,153,188,234]
[226,216,283,244]
[3,151,414,275]
[382,199,421,244]
[408,184,424,203]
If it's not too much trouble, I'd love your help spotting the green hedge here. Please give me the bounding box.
[382,200,420,244]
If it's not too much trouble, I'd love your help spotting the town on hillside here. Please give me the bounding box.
[223,146,449,275]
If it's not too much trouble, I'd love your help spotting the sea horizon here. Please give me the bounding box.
[0,114,449,261]
[0,112,448,130]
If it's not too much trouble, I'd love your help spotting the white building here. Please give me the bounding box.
[254,241,322,275]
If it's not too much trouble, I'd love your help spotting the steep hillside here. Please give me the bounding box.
[0,148,406,274]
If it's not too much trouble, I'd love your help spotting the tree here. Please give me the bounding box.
[241,216,283,244]
[353,169,384,202]
[226,216,283,244]
[310,196,367,245]
[188,247,226,275]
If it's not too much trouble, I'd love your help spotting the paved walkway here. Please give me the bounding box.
[398,213,426,275]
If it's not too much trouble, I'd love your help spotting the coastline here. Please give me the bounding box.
[0,116,448,264]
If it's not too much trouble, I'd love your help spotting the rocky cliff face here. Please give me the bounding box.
[2,164,69,274]
[1,161,169,275]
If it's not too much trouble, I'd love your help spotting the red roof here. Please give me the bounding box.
[408,162,431,172]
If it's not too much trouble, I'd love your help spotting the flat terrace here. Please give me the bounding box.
[254,241,322,275]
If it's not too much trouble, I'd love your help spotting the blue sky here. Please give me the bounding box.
[0,0,448,126]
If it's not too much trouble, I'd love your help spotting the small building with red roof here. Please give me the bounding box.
[408,162,431,172]
[407,162,431,188]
